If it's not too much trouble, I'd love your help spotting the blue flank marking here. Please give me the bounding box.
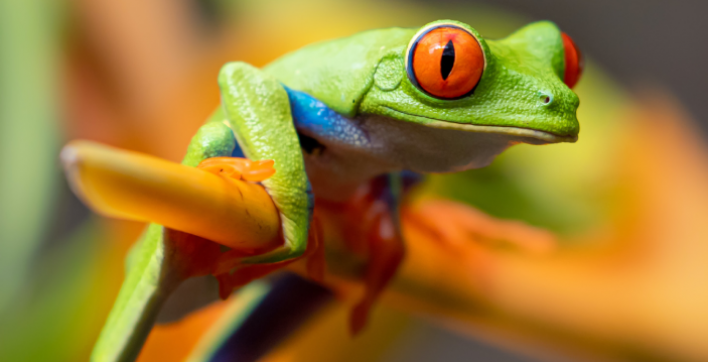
[284,86,366,217]
[283,86,369,147]
[230,143,245,158]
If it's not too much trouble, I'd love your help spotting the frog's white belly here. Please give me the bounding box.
[299,114,526,201]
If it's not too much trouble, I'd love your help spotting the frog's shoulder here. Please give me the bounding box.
[263,27,415,117]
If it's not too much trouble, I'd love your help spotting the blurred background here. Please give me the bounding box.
[2,0,708,361]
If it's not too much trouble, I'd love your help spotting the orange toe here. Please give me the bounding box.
[241,159,276,182]
[197,157,275,182]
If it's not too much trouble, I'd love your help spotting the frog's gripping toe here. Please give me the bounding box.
[198,157,276,182]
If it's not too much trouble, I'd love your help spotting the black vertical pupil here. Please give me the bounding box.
[440,40,455,80]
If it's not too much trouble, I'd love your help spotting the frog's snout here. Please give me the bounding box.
[530,87,580,140]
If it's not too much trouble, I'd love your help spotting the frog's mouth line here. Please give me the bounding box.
[383,107,578,144]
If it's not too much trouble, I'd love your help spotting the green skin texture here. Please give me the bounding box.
[91,20,579,361]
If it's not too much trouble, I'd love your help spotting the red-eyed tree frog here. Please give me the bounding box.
[92,19,582,362]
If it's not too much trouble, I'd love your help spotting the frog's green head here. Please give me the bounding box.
[362,19,582,144]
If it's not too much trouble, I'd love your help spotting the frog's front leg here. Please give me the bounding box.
[211,62,315,295]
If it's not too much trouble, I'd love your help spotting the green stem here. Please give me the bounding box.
[91,225,184,362]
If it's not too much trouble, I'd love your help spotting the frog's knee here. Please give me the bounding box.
[218,61,260,87]
[196,122,233,144]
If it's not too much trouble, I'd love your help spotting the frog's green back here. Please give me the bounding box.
[264,27,415,117]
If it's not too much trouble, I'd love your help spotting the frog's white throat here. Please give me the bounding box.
[357,114,528,172]
[299,113,538,201]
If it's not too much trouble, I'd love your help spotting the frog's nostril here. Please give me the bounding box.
[538,91,554,106]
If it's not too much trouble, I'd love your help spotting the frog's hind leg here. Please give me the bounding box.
[350,201,405,335]
[348,173,409,335]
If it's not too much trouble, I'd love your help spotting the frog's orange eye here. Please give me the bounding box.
[407,25,485,100]
[562,32,584,89]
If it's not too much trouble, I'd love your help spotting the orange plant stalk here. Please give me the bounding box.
[61,140,281,250]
